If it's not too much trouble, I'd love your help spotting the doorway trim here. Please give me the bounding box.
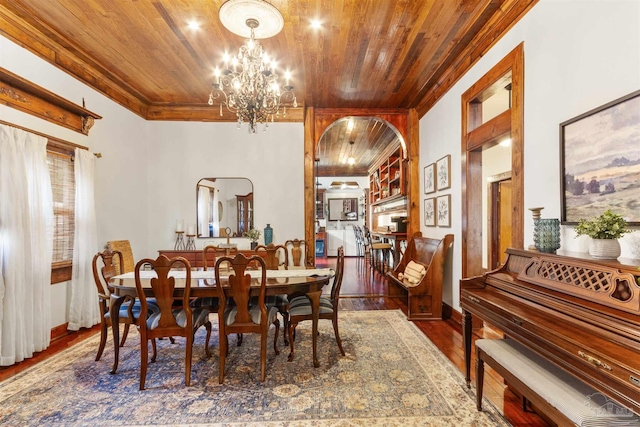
[461,43,524,278]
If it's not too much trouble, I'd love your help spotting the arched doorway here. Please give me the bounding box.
[303,108,420,262]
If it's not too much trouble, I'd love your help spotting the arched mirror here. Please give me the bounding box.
[196,178,253,238]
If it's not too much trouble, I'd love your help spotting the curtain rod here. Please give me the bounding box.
[0,119,101,158]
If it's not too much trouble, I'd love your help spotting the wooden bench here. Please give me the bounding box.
[476,338,640,427]
[386,232,453,320]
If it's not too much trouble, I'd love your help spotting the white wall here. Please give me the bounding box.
[145,121,304,253]
[419,0,640,311]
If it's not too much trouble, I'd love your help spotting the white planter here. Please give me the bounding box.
[588,239,621,259]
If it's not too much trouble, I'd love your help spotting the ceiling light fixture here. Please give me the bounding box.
[347,140,356,165]
[209,0,297,134]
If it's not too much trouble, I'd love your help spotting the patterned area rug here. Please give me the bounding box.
[0,310,509,426]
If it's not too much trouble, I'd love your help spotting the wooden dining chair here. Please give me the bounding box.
[106,240,135,273]
[134,255,212,390]
[284,238,311,269]
[190,245,221,312]
[287,246,345,361]
[254,243,290,344]
[215,253,280,383]
[92,248,159,371]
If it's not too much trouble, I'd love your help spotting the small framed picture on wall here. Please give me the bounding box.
[424,198,436,226]
[436,155,451,191]
[424,163,436,194]
[436,194,451,227]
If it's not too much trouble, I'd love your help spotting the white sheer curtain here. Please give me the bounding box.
[68,148,99,330]
[0,124,54,366]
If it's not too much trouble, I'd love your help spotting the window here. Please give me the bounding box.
[47,146,75,283]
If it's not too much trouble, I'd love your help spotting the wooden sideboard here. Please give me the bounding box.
[158,249,267,268]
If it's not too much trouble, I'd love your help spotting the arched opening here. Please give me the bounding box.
[303,108,420,264]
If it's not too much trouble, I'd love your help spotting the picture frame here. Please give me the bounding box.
[424,198,436,226]
[424,163,436,194]
[436,155,451,191]
[436,194,451,227]
[560,90,640,224]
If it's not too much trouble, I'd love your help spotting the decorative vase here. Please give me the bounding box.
[534,218,560,254]
[264,223,273,245]
[251,241,258,250]
[588,239,621,259]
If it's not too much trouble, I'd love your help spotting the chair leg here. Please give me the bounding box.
[139,337,148,390]
[333,316,345,356]
[237,333,243,346]
[219,334,228,384]
[185,334,193,386]
[120,324,130,347]
[273,319,280,355]
[282,310,289,345]
[204,321,212,357]
[287,322,297,362]
[151,338,158,363]
[96,321,108,361]
[260,330,268,382]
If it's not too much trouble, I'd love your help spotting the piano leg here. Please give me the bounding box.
[462,309,473,388]
[475,356,485,410]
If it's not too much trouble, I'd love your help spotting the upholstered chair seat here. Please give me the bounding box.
[146,307,211,330]
[224,304,280,327]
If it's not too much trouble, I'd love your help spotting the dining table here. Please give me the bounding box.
[109,268,333,373]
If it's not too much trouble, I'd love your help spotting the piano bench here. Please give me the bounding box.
[475,338,640,427]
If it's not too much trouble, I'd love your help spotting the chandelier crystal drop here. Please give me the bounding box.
[209,18,297,134]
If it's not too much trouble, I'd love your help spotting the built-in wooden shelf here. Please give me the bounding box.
[0,66,101,135]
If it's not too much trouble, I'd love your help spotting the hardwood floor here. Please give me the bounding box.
[0,255,549,426]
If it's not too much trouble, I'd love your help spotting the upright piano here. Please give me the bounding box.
[461,248,640,414]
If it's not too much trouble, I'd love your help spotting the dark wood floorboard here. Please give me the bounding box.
[1,255,549,426]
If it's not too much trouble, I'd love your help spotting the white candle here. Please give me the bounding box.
[187,224,195,235]
[176,220,184,232]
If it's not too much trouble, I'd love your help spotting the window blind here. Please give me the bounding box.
[47,150,75,264]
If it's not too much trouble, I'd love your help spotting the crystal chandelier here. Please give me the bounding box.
[209,15,297,134]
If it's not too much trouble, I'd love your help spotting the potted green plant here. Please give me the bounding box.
[244,228,261,250]
[574,209,631,259]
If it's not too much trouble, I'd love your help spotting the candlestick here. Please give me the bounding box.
[174,231,185,250]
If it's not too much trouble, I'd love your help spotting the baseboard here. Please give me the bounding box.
[442,302,462,325]
[50,323,71,341]
[442,302,484,330]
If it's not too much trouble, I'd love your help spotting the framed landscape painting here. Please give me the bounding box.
[560,90,640,224]
[424,198,436,226]
[424,164,436,194]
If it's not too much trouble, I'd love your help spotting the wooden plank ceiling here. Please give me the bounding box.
[0,0,536,175]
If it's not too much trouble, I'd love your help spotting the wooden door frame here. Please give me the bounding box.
[304,108,420,263]
[461,43,524,279]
